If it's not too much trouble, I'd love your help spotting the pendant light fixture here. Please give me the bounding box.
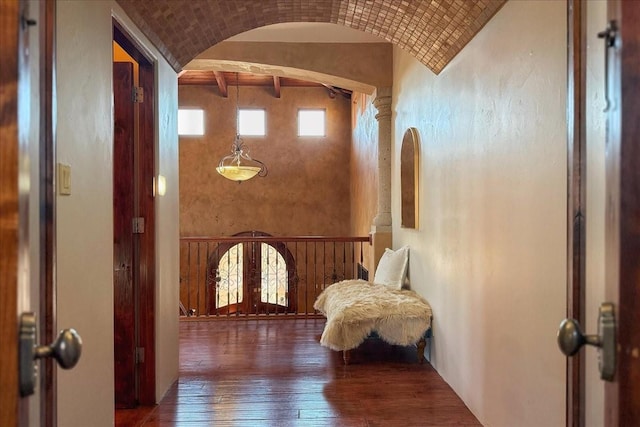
[216,72,267,182]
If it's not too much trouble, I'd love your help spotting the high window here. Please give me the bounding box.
[298,109,326,137]
[238,109,266,136]
[178,108,204,136]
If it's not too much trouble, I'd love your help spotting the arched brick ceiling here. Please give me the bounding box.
[116,0,506,75]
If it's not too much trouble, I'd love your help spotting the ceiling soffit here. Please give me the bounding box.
[115,0,506,75]
[188,41,393,94]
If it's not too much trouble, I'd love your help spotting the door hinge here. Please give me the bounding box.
[135,347,145,364]
[133,217,145,234]
[21,16,37,29]
[132,86,144,103]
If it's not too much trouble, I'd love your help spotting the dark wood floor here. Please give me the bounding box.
[116,319,480,426]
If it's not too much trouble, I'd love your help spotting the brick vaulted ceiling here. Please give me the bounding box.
[116,0,506,75]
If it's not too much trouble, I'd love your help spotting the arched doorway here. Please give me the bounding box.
[206,231,297,315]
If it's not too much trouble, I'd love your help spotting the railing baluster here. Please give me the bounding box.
[314,242,318,313]
[204,242,209,316]
[196,243,201,317]
[355,242,364,280]
[352,242,356,279]
[305,241,309,315]
[322,241,326,297]
[234,242,239,318]
[215,243,220,317]
[186,242,191,316]
[342,241,346,281]
[179,235,370,319]
[273,242,277,316]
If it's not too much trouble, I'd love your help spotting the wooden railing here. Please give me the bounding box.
[180,235,371,318]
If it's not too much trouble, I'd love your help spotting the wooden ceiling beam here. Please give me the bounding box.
[273,75,281,98]
[176,71,351,99]
[322,83,337,99]
[213,71,228,98]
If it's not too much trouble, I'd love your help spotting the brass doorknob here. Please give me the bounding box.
[34,327,83,369]
[557,318,600,356]
[556,303,616,381]
[19,312,83,396]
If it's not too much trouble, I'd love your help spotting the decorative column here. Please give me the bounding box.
[372,86,392,231]
[371,87,393,271]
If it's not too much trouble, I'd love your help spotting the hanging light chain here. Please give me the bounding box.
[216,71,268,181]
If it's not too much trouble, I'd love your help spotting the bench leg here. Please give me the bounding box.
[416,338,426,364]
[343,350,351,365]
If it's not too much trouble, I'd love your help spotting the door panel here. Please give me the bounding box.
[1,0,55,425]
[113,25,157,407]
[136,62,156,406]
[0,0,23,424]
[564,2,640,425]
[113,61,137,409]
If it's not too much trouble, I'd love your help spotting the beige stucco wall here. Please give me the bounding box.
[179,85,351,237]
[350,92,379,273]
[55,2,179,426]
[392,1,567,426]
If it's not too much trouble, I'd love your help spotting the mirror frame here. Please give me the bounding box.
[400,127,419,229]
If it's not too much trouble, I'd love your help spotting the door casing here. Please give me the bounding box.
[603,1,640,424]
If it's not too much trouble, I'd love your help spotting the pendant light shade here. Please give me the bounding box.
[217,73,267,182]
[216,134,267,182]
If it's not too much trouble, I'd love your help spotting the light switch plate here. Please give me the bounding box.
[58,163,71,195]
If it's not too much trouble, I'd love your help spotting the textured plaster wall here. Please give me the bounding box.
[350,92,379,272]
[392,1,567,426]
[179,86,351,237]
[56,2,180,425]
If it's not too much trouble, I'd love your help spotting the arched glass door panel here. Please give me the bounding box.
[216,243,243,308]
[260,243,288,307]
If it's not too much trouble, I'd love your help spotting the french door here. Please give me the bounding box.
[208,232,297,315]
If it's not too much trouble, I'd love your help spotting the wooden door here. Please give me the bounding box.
[136,62,156,407]
[205,241,246,315]
[1,0,56,425]
[112,22,157,407]
[113,61,137,409]
[0,1,25,424]
[208,233,297,315]
[565,2,640,424]
[250,241,297,315]
[603,1,640,424]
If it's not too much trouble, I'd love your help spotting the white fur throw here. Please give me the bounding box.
[314,279,432,351]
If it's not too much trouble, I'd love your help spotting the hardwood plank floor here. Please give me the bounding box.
[116,319,480,426]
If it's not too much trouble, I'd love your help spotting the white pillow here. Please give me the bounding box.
[373,246,409,290]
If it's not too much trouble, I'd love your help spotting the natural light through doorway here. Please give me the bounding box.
[216,243,288,309]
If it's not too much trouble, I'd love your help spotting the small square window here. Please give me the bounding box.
[298,109,325,137]
[178,109,204,136]
[238,109,266,136]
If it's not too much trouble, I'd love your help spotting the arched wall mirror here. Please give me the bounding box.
[401,127,419,229]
